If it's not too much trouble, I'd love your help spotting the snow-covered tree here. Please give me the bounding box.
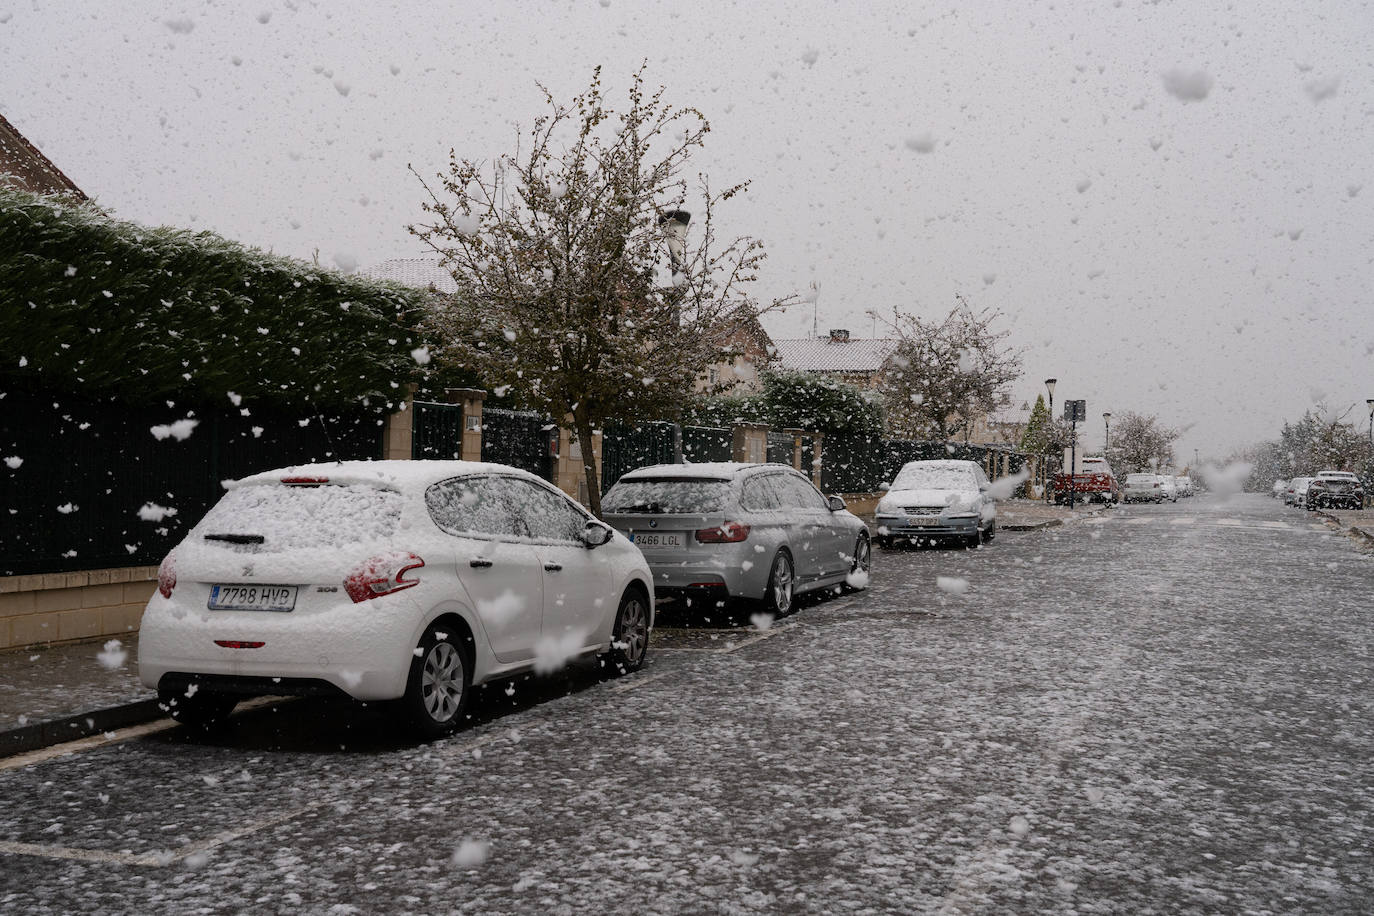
[411,67,792,515]
[1104,412,1180,472]
[876,298,1022,442]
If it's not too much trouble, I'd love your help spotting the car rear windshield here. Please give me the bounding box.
[194,483,404,550]
[601,479,730,514]
[891,466,976,490]
[1125,475,1156,483]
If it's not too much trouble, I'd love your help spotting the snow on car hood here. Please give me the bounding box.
[878,488,979,512]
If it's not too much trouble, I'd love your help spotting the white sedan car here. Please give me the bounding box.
[874,459,997,548]
[140,461,653,738]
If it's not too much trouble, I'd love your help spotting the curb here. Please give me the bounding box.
[1001,518,1063,531]
[0,697,163,759]
[1314,511,1374,549]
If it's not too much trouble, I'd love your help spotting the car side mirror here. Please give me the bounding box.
[583,521,614,549]
[827,495,846,512]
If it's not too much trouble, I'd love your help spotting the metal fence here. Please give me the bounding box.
[480,408,556,481]
[1,388,383,577]
[681,425,732,464]
[766,430,795,466]
[601,421,678,491]
[412,400,465,460]
[820,435,1024,492]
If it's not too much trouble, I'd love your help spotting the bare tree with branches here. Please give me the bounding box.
[875,297,1023,442]
[410,66,793,515]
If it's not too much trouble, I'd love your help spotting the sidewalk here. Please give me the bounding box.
[1315,507,1374,548]
[997,498,1109,530]
[0,634,159,757]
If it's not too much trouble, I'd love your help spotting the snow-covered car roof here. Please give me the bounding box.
[615,462,770,481]
[228,460,548,491]
[1315,470,1358,479]
[895,459,981,470]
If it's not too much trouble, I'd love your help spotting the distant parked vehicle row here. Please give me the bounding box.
[1122,473,1195,503]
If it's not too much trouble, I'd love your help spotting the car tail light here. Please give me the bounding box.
[282,476,329,485]
[157,553,177,598]
[214,640,265,649]
[344,552,424,603]
[695,522,751,543]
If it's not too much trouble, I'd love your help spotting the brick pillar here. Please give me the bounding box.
[381,388,415,460]
[731,423,768,464]
[445,388,486,462]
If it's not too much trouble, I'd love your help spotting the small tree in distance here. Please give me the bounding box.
[1104,412,1180,473]
[876,297,1022,442]
[410,66,793,516]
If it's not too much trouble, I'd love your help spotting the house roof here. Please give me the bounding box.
[772,337,898,373]
[0,112,87,200]
[360,257,457,293]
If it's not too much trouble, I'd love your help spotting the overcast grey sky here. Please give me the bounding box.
[4,0,1371,464]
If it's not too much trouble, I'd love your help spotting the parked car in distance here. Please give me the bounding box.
[1272,478,1289,499]
[874,459,998,548]
[1305,471,1365,510]
[1050,455,1120,505]
[1288,477,1314,507]
[140,461,653,738]
[1174,475,1195,498]
[1123,473,1165,503]
[600,462,870,619]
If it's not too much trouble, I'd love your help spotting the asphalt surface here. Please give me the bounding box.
[1,494,1370,914]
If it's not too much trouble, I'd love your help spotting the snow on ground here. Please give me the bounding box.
[0,496,1369,913]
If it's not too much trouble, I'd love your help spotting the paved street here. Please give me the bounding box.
[1,494,1370,914]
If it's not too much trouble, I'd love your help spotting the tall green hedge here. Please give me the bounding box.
[0,186,428,410]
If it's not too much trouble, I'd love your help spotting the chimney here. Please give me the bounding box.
[828,328,849,343]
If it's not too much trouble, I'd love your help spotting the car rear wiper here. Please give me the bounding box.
[616,503,664,514]
[203,533,266,545]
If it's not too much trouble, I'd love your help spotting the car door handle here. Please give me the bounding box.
[543,563,562,572]
[469,559,493,568]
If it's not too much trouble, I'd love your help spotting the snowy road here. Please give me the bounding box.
[1,494,1370,914]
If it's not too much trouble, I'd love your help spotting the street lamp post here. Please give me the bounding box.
[1103,411,1112,456]
[659,209,691,463]
[1367,398,1374,448]
[1044,378,1057,502]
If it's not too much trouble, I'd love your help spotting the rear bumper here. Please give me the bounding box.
[138,592,418,702]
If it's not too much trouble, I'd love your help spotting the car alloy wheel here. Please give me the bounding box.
[402,625,470,738]
[765,551,794,617]
[607,589,649,675]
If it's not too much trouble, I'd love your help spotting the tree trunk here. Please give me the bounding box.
[574,410,603,519]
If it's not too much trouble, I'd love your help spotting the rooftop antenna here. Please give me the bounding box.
[809,281,819,338]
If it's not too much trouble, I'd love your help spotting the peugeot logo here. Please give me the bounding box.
[242,564,255,577]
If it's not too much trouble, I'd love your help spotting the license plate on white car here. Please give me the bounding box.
[208,584,298,612]
[905,515,941,525]
[632,532,684,549]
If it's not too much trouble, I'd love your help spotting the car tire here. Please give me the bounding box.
[763,550,795,618]
[876,535,892,550]
[401,624,471,740]
[160,687,237,731]
[845,534,871,590]
[605,587,650,676]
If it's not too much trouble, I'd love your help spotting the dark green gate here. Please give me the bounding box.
[481,408,556,481]
[601,421,677,491]
[681,425,732,464]
[412,400,465,460]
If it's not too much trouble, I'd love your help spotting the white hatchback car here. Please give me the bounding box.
[139,461,654,737]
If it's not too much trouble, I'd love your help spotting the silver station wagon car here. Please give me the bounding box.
[601,463,871,619]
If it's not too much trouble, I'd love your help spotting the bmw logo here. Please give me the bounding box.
[649,520,658,528]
